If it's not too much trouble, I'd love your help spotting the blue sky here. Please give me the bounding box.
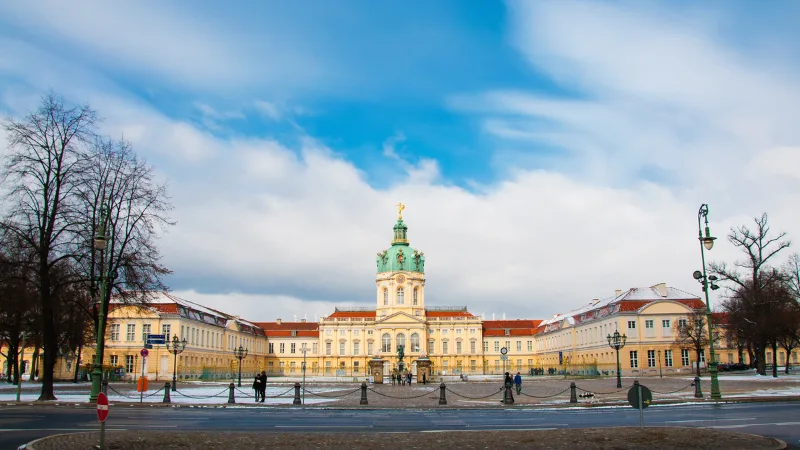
[1,0,799,321]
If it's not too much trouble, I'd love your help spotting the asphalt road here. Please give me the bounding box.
[1,402,798,450]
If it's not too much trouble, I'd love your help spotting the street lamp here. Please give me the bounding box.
[233,345,248,387]
[300,344,309,405]
[607,330,627,388]
[695,203,722,400]
[167,335,187,392]
[657,349,663,378]
[90,204,113,402]
[65,350,74,381]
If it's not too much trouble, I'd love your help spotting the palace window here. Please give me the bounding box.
[396,333,406,351]
[647,350,656,367]
[382,333,392,352]
[516,341,522,351]
[413,288,418,305]
[313,343,318,353]
[456,341,462,354]
[483,341,488,352]
[397,287,404,304]
[290,362,296,372]
[470,360,476,372]
[291,343,296,354]
[678,318,688,329]
[110,324,120,342]
[268,343,274,354]
[383,288,388,305]
[664,350,673,367]
[110,355,118,367]
[681,349,690,366]
[428,339,435,354]
[410,333,420,352]
[354,341,360,355]
[339,329,346,336]
[125,355,134,373]
[367,342,373,355]
[126,324,136,341]
[470,341,476,353]
[527,341,533,351]
[442,341,449,354]
[354,361,360,373]
[279,343,285,354]
[339,342,345,355]
[494,341,499,352]
[627,321,636,329]
[141,324,151,342]
[326,342,332,356]
[630,350,638,368]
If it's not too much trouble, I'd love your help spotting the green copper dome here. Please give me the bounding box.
[376,218,425,273]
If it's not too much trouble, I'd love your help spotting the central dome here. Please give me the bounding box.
[376,218,425,273]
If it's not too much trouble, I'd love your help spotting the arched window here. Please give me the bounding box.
[383,288,388,305]
[413,288,418,305]
[396,333,406,351]
[397,287,404,305]
[382,333,391,352]
[410,333,420,352]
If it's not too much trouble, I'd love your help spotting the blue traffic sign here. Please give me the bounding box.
[146,334,166,345]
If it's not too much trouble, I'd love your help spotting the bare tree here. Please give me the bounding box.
[709,213,791,375]
[778,254,800,373]
[73,137,173,367]
[674,310,711,376]
[1,93,97,399]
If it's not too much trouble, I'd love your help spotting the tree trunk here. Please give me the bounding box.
[772,341,778,378]
[783,345,792,374]
[756,345,767,376]
[695,349,702,377]
[38,264,58,401]
[73,346,82,382]
[31,346,40,381]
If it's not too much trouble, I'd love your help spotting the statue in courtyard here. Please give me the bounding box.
[397,345,405,363]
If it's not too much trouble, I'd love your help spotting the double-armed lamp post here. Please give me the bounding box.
[694,203,722,400]
[168,335,187,392]
[233,346,248,387]
[607,330,627,388]
[89,205,112,402]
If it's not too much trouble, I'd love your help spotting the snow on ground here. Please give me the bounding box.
[0,383,341,405]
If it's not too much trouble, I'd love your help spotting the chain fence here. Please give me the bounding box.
[367,386,440,400]
[302,386,362,398]
[173,387,230,399]
[445,386,504,400]
[648,382,695,395]
[575,385,629,395]
[518,386,572,399]
[106,385,165,399]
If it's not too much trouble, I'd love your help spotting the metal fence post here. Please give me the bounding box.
[101,380,108,395]
[163,383,171,403]
[293,382,302,405]
[570,382,577,403]
[360,382,368,405]
[228,382,236,404]
[694,376,703,398]
[438,382,447,405]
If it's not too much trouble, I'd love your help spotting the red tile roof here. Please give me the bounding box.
[262,330,319,338]
[426,311,474,318]
[483,320,542,329]
[252,322,319,331]
[326,311,376,319]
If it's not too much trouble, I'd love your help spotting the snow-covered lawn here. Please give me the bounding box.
[0,382,342,405]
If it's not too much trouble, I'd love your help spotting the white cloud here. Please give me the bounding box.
[3,0,799,324]
[254,101,283,121]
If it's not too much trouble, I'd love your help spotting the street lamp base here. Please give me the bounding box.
[709,362,722,400]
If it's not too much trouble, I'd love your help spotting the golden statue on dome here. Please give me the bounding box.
[396,202,405,220]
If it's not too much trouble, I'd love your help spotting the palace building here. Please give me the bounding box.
[63,205,791,383]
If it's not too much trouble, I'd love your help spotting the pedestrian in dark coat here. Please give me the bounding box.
[259,371,267,402]
[253,375,261,402]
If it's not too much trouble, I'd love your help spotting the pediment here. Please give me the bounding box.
[376,311,424,324]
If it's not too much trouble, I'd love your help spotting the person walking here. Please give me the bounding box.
[259,370,267,402]
[252,374,261,402]
[514,372,522,395]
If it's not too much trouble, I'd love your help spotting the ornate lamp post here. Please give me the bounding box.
[167,335,187,392]
[607,330,627,388]
[657,349,663,378]
[89,205,112,402]
[300,344,309,405]
[233,345,248,387]
[694,203,722,400]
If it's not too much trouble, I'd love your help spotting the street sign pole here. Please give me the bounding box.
[638,384,643,428]
[97,392,109,449]
[139,348,149,403]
